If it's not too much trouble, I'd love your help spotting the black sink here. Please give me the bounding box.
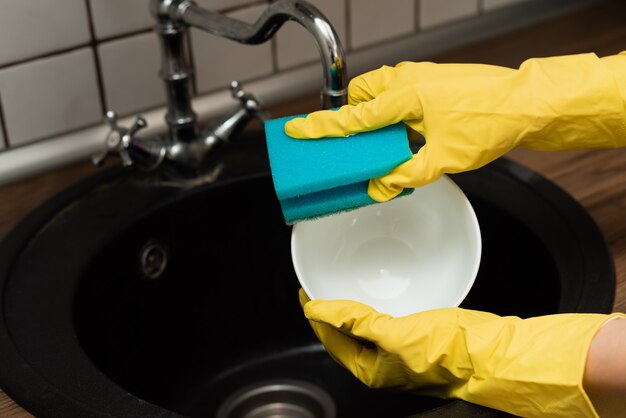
[0,129,615,418]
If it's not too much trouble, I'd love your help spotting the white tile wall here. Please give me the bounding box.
[89,0,154,39]
[0,49,102,147]
[0,0,599,182]
[98,32,166,116]
[192,4,274,94]
[420,0,479,30]
[483,0,527,11]
[275,0,347,70]
[0,0,91,66]
[350,0,415,49]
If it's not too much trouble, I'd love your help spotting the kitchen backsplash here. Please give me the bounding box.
[0,0,599,183]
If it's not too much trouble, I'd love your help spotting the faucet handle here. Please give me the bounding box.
[93,111,147,167]
[229,81,268,121]
[203,81,269,145]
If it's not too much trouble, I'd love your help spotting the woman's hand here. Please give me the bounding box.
[286,52,626,202]
[299,289,625,418]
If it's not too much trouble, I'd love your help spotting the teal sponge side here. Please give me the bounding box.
[264,113,413,224]
[279,182,414,224]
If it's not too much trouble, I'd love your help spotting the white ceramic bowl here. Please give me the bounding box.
[291,175,481,317]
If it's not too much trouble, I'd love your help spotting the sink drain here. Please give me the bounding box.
[216,379,336,418]
[138,239,168,280]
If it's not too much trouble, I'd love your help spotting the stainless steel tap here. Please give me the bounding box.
[93,0,348,176]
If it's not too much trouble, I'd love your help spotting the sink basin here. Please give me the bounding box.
[0,129,615,418]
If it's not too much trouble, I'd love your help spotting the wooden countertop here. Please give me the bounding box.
[2,0,626,415]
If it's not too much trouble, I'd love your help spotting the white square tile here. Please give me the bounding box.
[0,0,91,66]
[194,0,257,12]
[98,33,166,116]
[350,0,415,50]
[192,4,273,94]
[275,0,347,70]
[483,0,527,11]
[0,49,102,147]
[89,0,154,39]
[420,0,479,30]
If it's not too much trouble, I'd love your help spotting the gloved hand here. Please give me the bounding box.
[299,289,625,418]
[285,52,626,201]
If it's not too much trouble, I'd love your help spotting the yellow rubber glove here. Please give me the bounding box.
[285,52,626,201]
[299,289,626,418]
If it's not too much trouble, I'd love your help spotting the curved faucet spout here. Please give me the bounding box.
[98,0,353,178]
[177,0,348,109]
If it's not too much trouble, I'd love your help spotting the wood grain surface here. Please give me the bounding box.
[2,0,626,415]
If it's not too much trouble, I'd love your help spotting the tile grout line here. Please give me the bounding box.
[0,93,9,149]
[268,0,279,75]
[92,28,155,46]
[415,0,421,33]
[270,37,279,74]
[269,0,279,75]
[0,28,155,72]
[345,0,352,52]
[84,0,107,117]
[219,0,269,14]
[0,44,92,71]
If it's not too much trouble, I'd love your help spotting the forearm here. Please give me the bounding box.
[584,317,626,417]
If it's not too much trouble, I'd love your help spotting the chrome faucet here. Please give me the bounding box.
[93,0,348,176]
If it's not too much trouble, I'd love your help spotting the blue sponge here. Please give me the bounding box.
[264,113,413,224]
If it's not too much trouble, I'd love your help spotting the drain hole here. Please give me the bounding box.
[217,379,336,418]
[139,240,169,280]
